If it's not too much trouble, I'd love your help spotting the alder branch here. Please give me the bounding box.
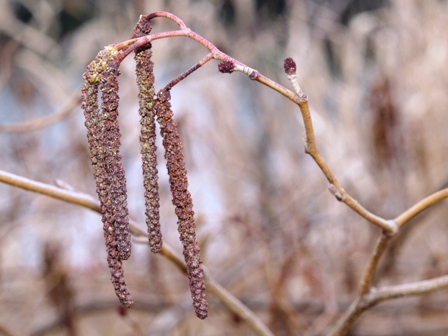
[113,12,301,105]
[329,275,448,336]
[394,188,448,227]
[329,228,448,335]
[359,233,392,295]
[328,231,392,335]
[0,170,273,336]
[0,90,80,133]
[4,11,447,335]
[0,170,100,212]
[114,12,400,234]
[284,61,398,234]
[368,275,448,302]
[134,238,275,336]
[162,53,213,91]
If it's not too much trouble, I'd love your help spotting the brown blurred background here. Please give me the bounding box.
[1,0,448,335]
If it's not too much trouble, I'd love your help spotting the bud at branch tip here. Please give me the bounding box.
[284,57,296,76]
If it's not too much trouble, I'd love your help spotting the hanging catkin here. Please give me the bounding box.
[133,18,163,253]
[155,90,208,319]
[81,47,133,307]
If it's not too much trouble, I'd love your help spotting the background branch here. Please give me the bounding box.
[0,170,273,336]
[394,188,448,227]
[0,91,80,133]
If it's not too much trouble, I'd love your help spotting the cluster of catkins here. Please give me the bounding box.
[80,15,207,319]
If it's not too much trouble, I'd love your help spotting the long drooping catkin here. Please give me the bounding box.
[154,90,208,319]
[133,18,162,253]
[99,58,132,262]
[81,47,133,308]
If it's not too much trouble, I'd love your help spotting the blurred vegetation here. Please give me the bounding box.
[1,0,448,335]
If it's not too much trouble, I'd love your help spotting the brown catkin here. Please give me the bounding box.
[155,90,208,319]
[99,58,132,261]
[133,19,163,253]
[81,47,133,308]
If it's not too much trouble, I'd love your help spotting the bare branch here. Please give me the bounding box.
[284,68,398,234]
[327,297,366,336]
[0,90,80,133]
[0,170,100,212]
[368,275,448,303]
[359,233,392,295]
[162,53,213,91]
[145,11,188,30]
[136,239,275,336]
[0,170,274,336]
[394,188,448,227]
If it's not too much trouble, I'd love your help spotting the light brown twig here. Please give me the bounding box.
[359,233,392,295]
[0,169,273,336]
[394,188,448,227]
[0,91,80,133]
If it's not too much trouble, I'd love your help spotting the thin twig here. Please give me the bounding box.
[163,53,213,91]
[145,11,188,29]
[368,275,448,302]
[0,91,80,133]
[207,279,275,336]
[112,14,402,236]
[0,170,100,212]
[328,275,448,336]
[327,297,365,336]
[0,170,273,336]
[329,232,393,334]
[136,238,275,336]
[394,188,448,227]
[359,233,392,295]
[286,81,398,234]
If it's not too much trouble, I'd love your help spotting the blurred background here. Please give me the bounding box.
[1,0,448,335]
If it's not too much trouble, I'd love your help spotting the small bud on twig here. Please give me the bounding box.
[284,57,302,96]
[328,184,344,201]
[218,61,236,74]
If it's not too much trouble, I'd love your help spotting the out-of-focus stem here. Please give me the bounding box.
[0,91,80,133]
[368,275,448,302]
[0,170,100,212]
[0,169,274,336]
[359,233,392,295]
[329,275,448,336]
[290,88,398,234]
[394,188,448,227]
